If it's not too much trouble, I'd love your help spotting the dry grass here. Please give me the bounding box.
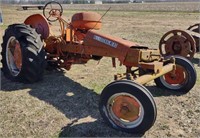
[62,2,200,12]
[0,3,200,137]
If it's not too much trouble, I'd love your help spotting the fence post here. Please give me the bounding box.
[198,9,200,67]
[0,3,3,25]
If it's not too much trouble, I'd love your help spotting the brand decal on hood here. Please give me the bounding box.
[93,35,118,48]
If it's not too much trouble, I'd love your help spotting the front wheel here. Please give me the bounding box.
[154,56,196,94]
[1,24,46,83]
[99,80,157,134]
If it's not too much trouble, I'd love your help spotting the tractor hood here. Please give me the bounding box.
[83,30,148,63]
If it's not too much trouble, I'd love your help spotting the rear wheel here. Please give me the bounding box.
[99,80,157,134]
[154,56,196,94]
[1,24,46,83]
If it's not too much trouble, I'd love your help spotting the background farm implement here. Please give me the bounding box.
[159,23,200,61]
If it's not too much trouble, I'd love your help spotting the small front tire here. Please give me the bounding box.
[99,80,157,134]
[154,56,196,94]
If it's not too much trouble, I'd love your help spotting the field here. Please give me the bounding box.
[0,2,200,137]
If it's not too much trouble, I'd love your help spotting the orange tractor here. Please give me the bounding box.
[1,1,197,134]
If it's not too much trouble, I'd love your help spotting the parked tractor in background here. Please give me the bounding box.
[1,1,197,134]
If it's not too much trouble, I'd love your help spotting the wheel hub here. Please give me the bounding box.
[112,95,140,122]
[159,30,196,59]
[172,41,182,54]
[6,36,22,76]
[164,65,186,85]
[13,42,22,69]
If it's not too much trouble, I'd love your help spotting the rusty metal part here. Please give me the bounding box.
[45,36,65,55]
[134,63,175,85]
[6,37,22,76]
[159,30,196,59]
[187,23,200,52]
[74,30,86,42]
[13,42,22,69]
[112,57,116,67]
[24,14,50,39]
[45,35,92,70]
[124,48,161,67]
[114,62,175,85]
[52,54,91,70]
[188,23,200,32]
[139,61,163,73]
[163,65,187,85]
[114,57,175,83]
[114,68,138,81]
[140,50,161,62]
[107,93,144,128]
[62,30,159,67]
[43,1,63,22]
[111,95,141,122]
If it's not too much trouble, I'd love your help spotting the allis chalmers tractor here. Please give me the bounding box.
[1,1,197,134]
[159,24,200,59]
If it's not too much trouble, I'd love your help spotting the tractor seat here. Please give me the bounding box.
[71,12,102,30]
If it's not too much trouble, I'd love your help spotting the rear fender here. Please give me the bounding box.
[24,14,50,39]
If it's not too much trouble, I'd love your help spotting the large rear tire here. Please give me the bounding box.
[1,24,46,83]
[154,56,196,94]
[99,80,157,134]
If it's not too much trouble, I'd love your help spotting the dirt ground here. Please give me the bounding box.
[0,3,200,137]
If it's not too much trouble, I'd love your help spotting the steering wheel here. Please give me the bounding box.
[43,1,63,22]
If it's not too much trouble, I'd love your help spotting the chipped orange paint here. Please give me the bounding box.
[13,42,22,69]
[164,65,187,85]
[112,95,140,122]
